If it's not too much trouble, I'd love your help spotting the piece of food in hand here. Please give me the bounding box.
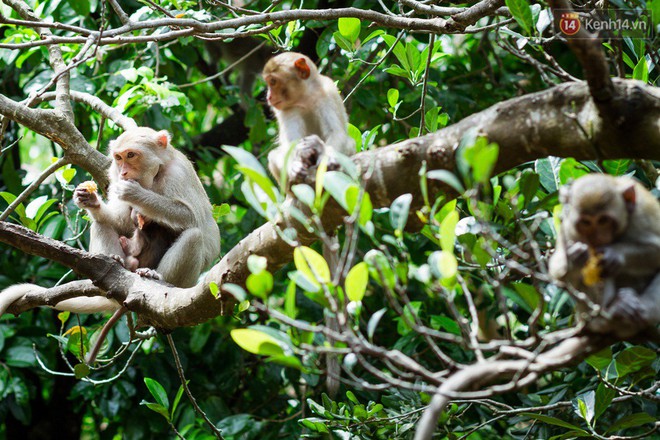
[79,181,98,193]
[581,248,602,287]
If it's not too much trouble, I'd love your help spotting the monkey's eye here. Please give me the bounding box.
[127,152,136,159]
[114,154,122,161]
[268,77,278,86]
[577,218,592,229]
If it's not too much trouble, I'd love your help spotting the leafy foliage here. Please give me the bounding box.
[0,0,659,439]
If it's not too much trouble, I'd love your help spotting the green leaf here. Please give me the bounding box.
[558,158,589,184]
[615,345,655,378]
[387,89,399,108]
[284,280,297,319]
[574,391,594,425]
[345,186,373,226]
[68,0,90,17]
[606,413,657,434]
[602,159,631,176]
[522,413,585,431]
[506,0,533,34]
[231,328,286,357]
[62,168,76,183]
[427,170,465,194]
[338,17,361,44]
[293,246,331,287]
[594,383,615,421]
[246,271,274,300]
[586,347,612,371]
[632,56,648,83]
[390,193,412,236]
[224,146,269,177]
[364,250,396,289]
[209,282,220,298]
[345,262,368,302]
[291,184,315,208]
[171,384,186,418]
[57,311,70,326]
[440,210,459,253]
[212,203,231,221]
[140,401,170,420]
[144,378,169,409]
[429,251,457,280]
[510,282,540,314]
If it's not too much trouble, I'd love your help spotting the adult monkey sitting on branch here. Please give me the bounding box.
[0,127,221,315]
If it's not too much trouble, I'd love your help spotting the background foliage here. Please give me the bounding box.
[0,0,659,439]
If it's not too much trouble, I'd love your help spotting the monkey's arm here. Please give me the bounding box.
[316,80,354,156]
[603,241,660,276]
[114,180,194,231]
[74,187,133,235]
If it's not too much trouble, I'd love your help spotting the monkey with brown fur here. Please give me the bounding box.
[263,52,355,186]
[119,210,180,274]
[549,173,660,338]
[263,52,356,397]
[0,127,221,315]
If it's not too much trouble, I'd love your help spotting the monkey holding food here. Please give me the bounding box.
[549,173,660,338]
[0,127,221,315]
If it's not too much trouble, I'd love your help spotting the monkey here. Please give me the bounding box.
[262,52,355,187]
[549,173,660,339]
[0,127,221,316]
[262,52,356,397]
[119,211,180,274]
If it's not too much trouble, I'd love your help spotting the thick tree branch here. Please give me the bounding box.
[413,335,611,440]
[1,79,659,330]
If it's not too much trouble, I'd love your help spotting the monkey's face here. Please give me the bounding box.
[264,73,304,111]
[111,146,160,188]
[573,211,621,247]
[263,53,314,111]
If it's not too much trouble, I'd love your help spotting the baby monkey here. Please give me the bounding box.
[549,174,660,338]
[119,210,180,276]
[263,52,355,186]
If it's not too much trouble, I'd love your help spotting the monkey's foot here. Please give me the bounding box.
[135,268,163,280]
[111,254,126,266]
[289,135,325,184]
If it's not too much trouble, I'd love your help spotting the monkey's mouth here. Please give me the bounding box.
[268,99,283,108]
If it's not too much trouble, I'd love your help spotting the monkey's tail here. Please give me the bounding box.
[0,283,120,316]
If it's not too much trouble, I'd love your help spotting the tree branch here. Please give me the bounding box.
[413,335,611,440]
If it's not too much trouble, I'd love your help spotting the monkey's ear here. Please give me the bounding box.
[293,57,311,79]
[156,130,171,148]
[622,184,636,213]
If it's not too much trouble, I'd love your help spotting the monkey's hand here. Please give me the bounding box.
[289,135,325,184]
[598,247,624,277]
[567,242,590,268]
[114,179,144,202]
[609,288,646,323]
[73,185,101,209]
